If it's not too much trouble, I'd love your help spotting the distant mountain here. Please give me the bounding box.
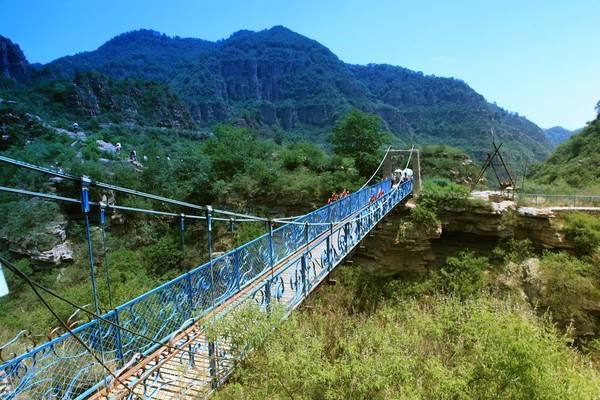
[3,27,552,163]
[531,114,600,189]
[0,35,30,82]
[544,126,575,147]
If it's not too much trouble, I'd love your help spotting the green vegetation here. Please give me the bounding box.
[0,104,366,343]
[398,178,475,240]
[417,178,471,212]
[564,212,600,256]
[213,264,600,400]
[532,252,600,337]
[330,109,391,177]
[419,144,480,184]
[435,250,488,298]
[3,27,552,165]
[529,114,600,192]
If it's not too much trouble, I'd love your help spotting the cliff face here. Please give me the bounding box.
[172,26,360,128]
[355,196,577,276]
[0,35,29,82]
[67,73,195,128]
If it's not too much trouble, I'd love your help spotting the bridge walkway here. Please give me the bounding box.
[104,191,397,399]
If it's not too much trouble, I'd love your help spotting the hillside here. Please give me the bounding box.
[2,26,552,163]
[545,126,575,147]
[530,113,600,190]
[1,71,195,129]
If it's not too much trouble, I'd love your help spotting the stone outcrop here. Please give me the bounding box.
[0,35,29,82]
[0,215,74,266]
[354,206,442,276]
[355,193,579,277]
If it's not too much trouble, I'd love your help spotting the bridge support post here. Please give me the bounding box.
[233,249,241,292]
[180,214,194,318]
[208,340,218,389]
[301,254,308,296]
[113,308,124,363]
[80,177,101,318]
[357,216,362,241]
[267,220,274,312]
[80,176,108,384]
[327,222,333,270]
[344,222,349,252]
[264,278,271,312]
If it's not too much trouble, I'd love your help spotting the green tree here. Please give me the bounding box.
[330,109,391,178]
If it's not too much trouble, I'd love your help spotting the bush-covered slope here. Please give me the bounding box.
[213,265,600,400]
[44,29,215,82]
[530,114,600,190]
[350,63,550,162]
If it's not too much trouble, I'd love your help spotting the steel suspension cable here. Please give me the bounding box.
[0,255,141,399]
[0,255,213,361]
[355,145,392,193]
[0,147,398,224]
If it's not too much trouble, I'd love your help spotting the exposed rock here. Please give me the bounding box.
[496,261,528,301]
[1,214,74,266]
[96,139,118,153]
[53,127,86,140]
[0,35,29,82]
[356,196,582,277]
[34,241,74,264]
[354,207,441,276]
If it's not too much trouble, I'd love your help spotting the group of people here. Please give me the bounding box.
[391,168,414,187]
[369,188,386,204]
[327,189,351,204]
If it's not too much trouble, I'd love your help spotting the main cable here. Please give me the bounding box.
[0,255,141,399]
[0,146,398,224]
[355,146,392,192]
[0,255,213,361]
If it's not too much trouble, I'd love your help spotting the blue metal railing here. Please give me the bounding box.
[0,179,412,399]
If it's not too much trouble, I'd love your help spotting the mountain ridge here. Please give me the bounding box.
[544,126,576,147]
[1,26,552,163]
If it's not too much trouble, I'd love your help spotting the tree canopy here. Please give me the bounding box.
[330,109,391,177]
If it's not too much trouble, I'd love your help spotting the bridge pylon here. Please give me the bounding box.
[383,148,421,194]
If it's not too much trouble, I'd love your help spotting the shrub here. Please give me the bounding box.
[563,212,600,256]
[419,178,470,214]
[534,252,600,335]
[142,236,183,277]
[435,250,488,298]
[214,291,600,400]
[492,239,534,264]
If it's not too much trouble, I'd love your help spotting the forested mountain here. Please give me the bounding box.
[2,26,552,163]
[530,112,600,189]
[544,126,575,147]
[44,29,216,82]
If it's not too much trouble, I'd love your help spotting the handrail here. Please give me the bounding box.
[0,177,412,400]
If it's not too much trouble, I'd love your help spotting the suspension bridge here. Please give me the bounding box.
[0,150,415,400]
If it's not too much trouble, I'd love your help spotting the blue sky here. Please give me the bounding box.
[2,0,599,130]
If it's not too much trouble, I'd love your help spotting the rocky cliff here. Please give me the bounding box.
[355,193,578,276]
[0,35,29,82]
